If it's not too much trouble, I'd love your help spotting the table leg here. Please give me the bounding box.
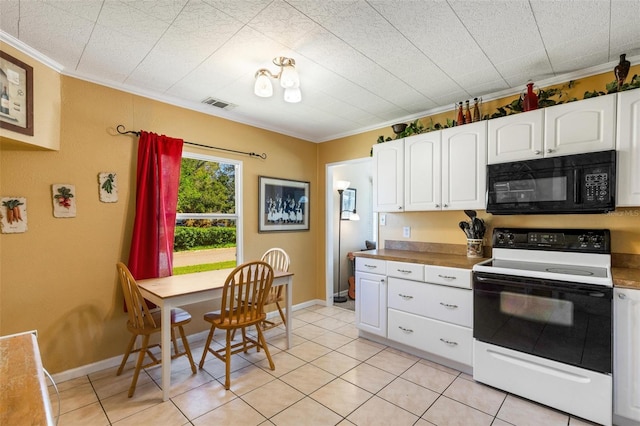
[161,305,171,401]
[286,276,292,349]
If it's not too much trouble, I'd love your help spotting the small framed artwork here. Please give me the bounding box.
[52,184,76,218]
[0,50,34,136]
[98,172,118,203]
[1,197,27,233]
[341,188,356,220]
[259,176,310,232]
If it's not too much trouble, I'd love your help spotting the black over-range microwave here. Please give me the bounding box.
[486,150,616,215]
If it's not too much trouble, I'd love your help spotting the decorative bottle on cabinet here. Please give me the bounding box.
[522,81,538,111]
[472,97,481,122]
[457,102,464,126]
[465,100,472,124]
[614,53,631,91]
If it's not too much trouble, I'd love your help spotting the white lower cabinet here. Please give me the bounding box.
[388,308,473,366]
[614,288,640,425]
[355,258,387,337]
[356,260,474,368]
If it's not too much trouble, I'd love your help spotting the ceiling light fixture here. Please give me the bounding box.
[254,57,301,103]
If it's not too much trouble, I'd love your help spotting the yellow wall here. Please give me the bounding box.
[0,43,61,150]
[0,76,319,373]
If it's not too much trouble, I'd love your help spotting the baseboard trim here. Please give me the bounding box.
[51,299,325,384]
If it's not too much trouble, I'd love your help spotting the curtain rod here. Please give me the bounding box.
[116,125,267,159]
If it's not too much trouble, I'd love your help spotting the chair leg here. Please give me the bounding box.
[224,329,232,390]
[276,301,287,327]
[129,334,150,398]
[199,325,216,369]
[117,334,137,376]
[177,325,196,374]
[171,327,180,356]
[255,326,275,370]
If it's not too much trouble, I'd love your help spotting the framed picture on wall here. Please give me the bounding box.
[341,188,356,220]
[259,176,309,232]
[0,50,34,136]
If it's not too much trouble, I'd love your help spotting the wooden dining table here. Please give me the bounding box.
[137,268,294,401]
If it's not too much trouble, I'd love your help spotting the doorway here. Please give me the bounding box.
[325,158,374,309]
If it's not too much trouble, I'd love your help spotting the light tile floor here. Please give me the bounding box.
[50,305,601,426]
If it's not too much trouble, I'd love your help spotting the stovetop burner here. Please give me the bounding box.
[473,227,613,287]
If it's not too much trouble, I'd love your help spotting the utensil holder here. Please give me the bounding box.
[467,238,483,258]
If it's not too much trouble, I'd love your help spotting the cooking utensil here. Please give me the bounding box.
[459,221,471,238]
[464,210,476,221]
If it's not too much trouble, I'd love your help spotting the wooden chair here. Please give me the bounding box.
[198,261,275,389]
[260,248,290,330]
[115,262,196,397]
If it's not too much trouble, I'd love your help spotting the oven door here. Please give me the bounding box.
[473,271,612,374]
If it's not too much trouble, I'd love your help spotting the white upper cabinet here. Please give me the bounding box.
[616,89,640,206]
[544,93,616,157]
[441,121,487,210]
[488,109,544,164]
[404,132,441,211]
[372,139,404,212]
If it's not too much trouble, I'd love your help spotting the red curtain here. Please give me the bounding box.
[127,131,184,280]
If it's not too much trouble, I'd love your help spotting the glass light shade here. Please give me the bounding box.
[254,73,273,97]
[335,180,350,191]
[283,87,302,103]
[279,64,300,88]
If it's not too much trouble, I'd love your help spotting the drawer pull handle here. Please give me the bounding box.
[398,326,414,334]
[439,302,458,309]
[438,274,456,280]
[364,264,377,269]
[398,293,414,300]
[397,269,412,274]
[440,338,458,346]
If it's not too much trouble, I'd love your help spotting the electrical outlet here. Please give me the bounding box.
[403,226,410,238]
[380,214,386,226]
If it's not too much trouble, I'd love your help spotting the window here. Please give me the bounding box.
[173,152,243,272]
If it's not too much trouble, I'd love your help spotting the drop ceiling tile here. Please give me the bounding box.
[77,25,155,82]
[450,0,543,62]
[125,0,189,23]
[610,2,640,58]
[11,1,95,70]
[38,0,104,22]
[286,0,359,24]
[249,0,319,48]
[96,1,172,45]
[0,1,20,36]
[201,0,272,23]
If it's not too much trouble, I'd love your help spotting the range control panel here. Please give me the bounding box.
[492,228,610,254]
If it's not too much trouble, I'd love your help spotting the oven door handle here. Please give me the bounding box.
[474,274,612,297]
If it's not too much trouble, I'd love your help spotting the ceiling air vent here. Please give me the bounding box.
[201,97,237,110]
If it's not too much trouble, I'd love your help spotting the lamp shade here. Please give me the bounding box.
[335,180,350,191]
[280,64,300,88]
[284,87,302,103]
[254,72,273,97]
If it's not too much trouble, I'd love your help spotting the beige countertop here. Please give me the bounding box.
[0,332,54,426]
[353,249,488,270]
[354,248,640,290]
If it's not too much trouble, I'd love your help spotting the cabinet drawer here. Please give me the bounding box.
[356,258,386,275]
[388,278,472,327]
[425,265,471,289]
[388,309,472,366]
[387,261,424,281]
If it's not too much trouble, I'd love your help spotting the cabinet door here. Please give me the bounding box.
[404,132,441,211]
[355,271,387,337]
[616,89,640,206]
[488,109,544,164]
[614,288,640,422]
[372,139,404,212]
[441,121,487,210]
[544,93,616,157]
